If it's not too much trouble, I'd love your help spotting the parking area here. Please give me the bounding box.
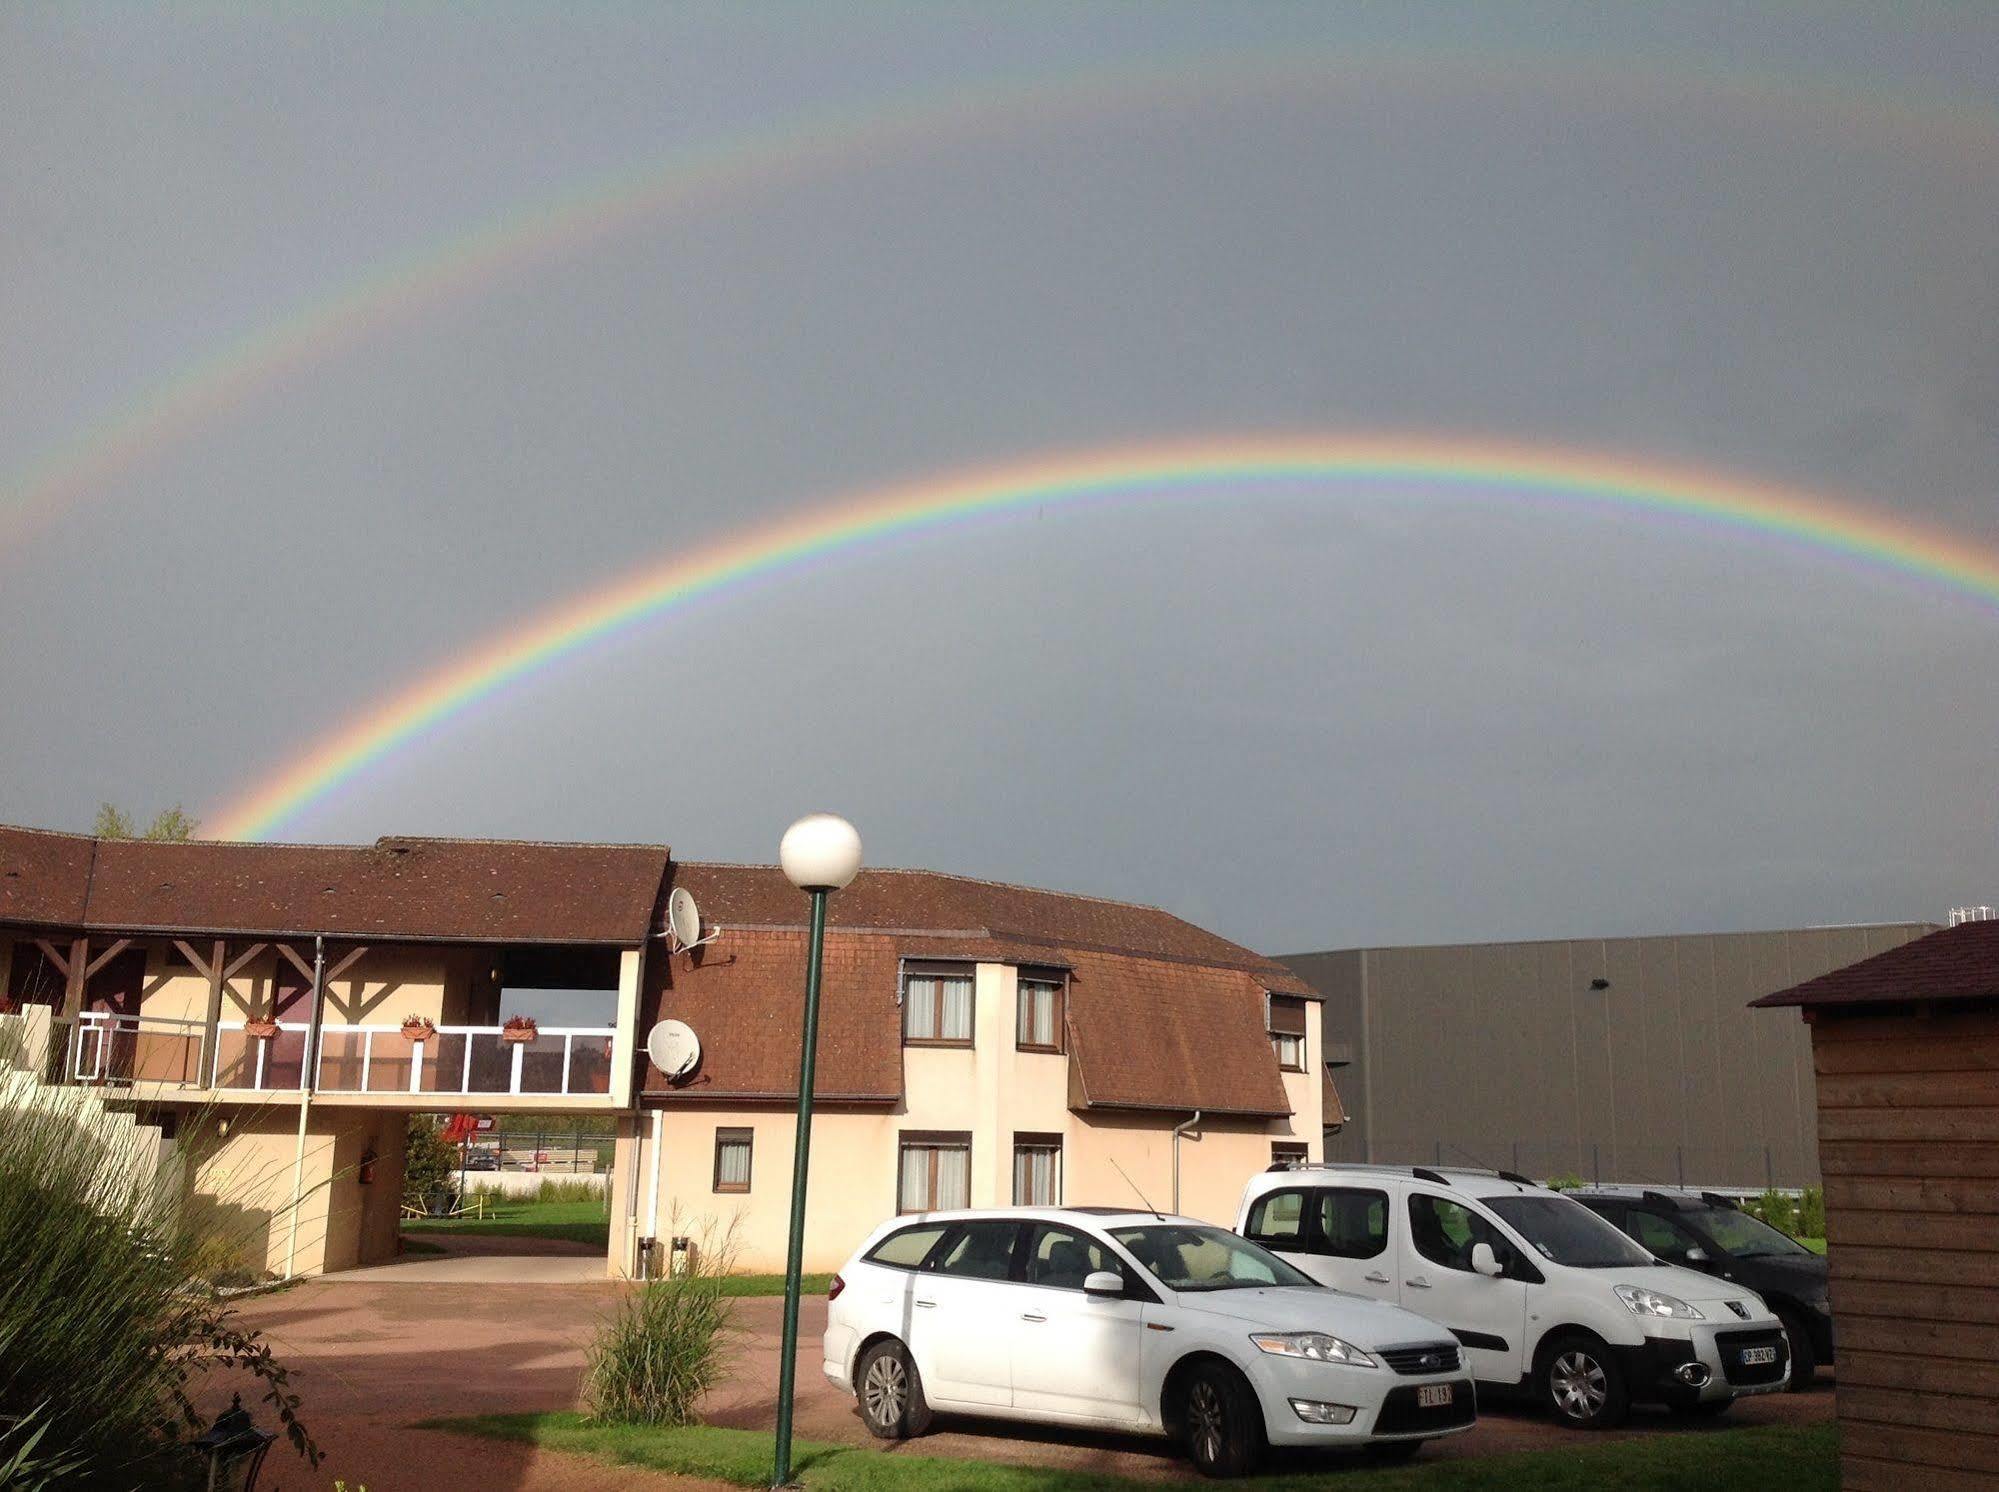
[228,1280,1834,1490]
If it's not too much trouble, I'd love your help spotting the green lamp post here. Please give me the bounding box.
[772,812,862,1488]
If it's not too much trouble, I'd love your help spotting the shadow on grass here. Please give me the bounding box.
[424,1412,1838,1492]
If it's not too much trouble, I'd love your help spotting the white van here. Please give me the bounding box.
[1236,1165,1790,1428]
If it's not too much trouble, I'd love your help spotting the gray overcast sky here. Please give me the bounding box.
[2,3,1995,953]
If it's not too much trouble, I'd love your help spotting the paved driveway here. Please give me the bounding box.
[229,1279,1833,1490]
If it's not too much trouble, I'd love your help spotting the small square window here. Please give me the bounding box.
[1013,1133,1063,1205]
[902,964,975,1047]
[713,1128,753,1193]
[898,1132,972,1212]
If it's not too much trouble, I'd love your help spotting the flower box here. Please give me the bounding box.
[242,1017,279,1040]
[500,1016,539,1045]
[399,1017,437,1044]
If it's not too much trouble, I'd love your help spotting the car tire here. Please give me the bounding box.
[1539,1334,1630,1430]
[1179,1361,1264,1478]
[855,1338,932,1440]
[1775,1308,1818,1390]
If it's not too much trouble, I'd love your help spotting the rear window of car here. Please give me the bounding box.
[864,1223,949,1270]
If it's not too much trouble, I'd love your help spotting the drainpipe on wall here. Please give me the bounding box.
[1171,1110,1203,1214]
[639,1108,665,1278]
[282,935,325,1280]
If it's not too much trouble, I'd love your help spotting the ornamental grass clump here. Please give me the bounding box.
[583,1219,739,1426]
[0,1074,317,1486]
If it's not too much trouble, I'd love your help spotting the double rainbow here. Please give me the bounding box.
[206,434,1999,841]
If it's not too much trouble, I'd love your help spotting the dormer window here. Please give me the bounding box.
[1268,993,1307,1072]
[902,962,974,1047]
[1015,969,1066,1053]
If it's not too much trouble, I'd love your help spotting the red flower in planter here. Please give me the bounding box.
[500,1015,539,1045]
[242,1016,279,1040]
[399,1016,437,1044]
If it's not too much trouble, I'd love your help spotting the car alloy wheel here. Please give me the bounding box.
[1551,1350,1609,1421]
[863,1353,908,1431]
[1186,1379,1228,1468]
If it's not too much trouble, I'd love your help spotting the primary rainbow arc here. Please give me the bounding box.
[207,434,1999,841]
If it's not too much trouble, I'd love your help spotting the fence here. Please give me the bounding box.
[456,1128,616,1176]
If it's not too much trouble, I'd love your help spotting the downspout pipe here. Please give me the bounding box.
[283,935,325,1280]
[1171,1110,1202,1214]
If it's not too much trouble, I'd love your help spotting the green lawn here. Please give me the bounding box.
[1800,1238,1827,1255]
[403,1197,611,1247]
[433,1414,1836,1492]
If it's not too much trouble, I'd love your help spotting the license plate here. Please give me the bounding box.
[1417,1384,1454,1408]
[1740,1346,1778,1366]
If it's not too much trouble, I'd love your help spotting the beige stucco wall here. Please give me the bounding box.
[626,961,1322,1275]
[183,1105,406,1277]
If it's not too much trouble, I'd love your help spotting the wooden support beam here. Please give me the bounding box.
[32,939,73,980]
[60,936,87,1020]
[325,946,368,984]
[83,939,132,980]
[199,938,226,1087]
[173,939,218,982]
[275,943,315,984]
[222,943,268,981]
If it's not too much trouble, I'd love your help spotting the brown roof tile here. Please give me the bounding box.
[0,825,669,944]
[643,930,904,1101]
[1752,919,1999,1010]
[1064,950,1293,1117]
[667,862,1309,992]
[0,826,96,929]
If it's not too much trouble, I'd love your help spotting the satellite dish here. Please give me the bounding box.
[667,888,711,951]
[647,1019,701,1082]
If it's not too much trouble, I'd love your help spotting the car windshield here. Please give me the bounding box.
[1689,1204,1815,1259]
[1485,1195,1654,1268]
[1109,1224,1317,1292]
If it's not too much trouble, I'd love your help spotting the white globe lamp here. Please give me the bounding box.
[779,813,863,892]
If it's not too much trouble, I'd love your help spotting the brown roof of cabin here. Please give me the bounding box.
[647,864,1308,1114]
[1751,919,1999,1009]
[0,824,670,945]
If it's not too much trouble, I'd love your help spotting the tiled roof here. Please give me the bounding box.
[0,824,670,944]
[1752,919,1999,1009]
[646,866,1308,1115]
[667,862,1311,994]
[0,826,96,928]
[1063,950,1292,1116]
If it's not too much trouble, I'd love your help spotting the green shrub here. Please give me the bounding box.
[1753,1189,1800,1236]
[403,1115,459,1210]
[1799,1185,1826,1240]
[583,1220,738,1426]
[1544,1172,1585,1192]
[0,1086,318,1485]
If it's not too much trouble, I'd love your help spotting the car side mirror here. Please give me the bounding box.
[1470,1242,1504,1278]
[1683,1247,1709,1267]
[1083,1270,1124,1297]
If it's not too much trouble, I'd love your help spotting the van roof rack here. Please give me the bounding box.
[1410,1166,1450,1185]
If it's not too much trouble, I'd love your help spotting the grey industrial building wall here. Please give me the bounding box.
[1284,924,1934,1189]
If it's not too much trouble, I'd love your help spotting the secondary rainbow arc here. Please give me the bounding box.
[8,46,1999,552]
[206,435,1999,842]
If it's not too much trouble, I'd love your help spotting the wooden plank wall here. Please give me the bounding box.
[1812,1005,1999,1489]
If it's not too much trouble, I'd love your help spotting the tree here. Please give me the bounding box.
[92,803,197,841]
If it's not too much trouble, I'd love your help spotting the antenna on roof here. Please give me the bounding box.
[1109,1156,1163,1221]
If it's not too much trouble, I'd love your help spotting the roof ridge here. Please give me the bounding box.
[674,859,1180,918]
[379,834,671,851]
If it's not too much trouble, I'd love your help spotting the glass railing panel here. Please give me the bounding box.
[567,1034,614,1095]
[368,1033,414,1094]
[466,1033,514,1093]
[423,1031,468,1095]
[316,1028,366,1091]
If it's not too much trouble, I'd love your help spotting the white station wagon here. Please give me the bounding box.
[1238,1166,1791,1428]
[823,1206,1475,1477]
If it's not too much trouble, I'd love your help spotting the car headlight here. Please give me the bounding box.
[1249,1332,1378,1368]
[1615,1285,1704,1320]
